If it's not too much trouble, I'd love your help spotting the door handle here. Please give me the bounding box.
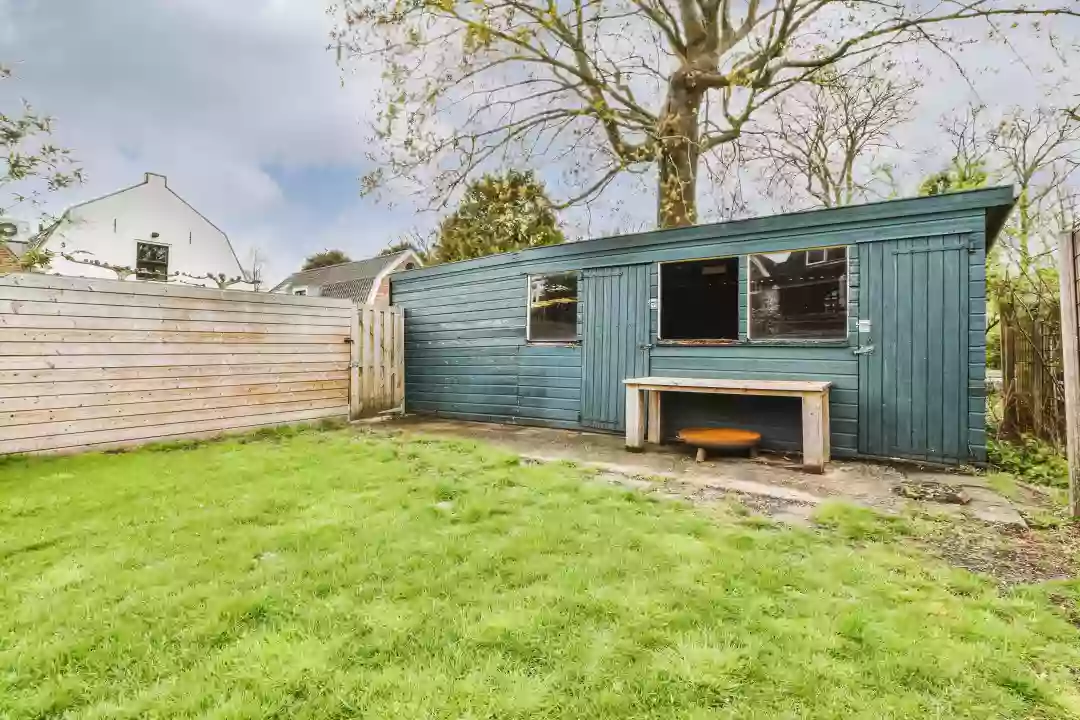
[853,345,875,356]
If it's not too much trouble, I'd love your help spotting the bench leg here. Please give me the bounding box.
[821,389,831,463]
[646,390,662,445]
[695,447,707,462]
[801,393,827,473]
[625,387,646,452]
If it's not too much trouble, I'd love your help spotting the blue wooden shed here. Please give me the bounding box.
[391,188,1014,464]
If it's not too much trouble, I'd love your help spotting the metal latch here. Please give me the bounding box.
[852,345,876,356]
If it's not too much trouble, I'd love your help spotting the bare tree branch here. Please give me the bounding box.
[334,0,1080,229]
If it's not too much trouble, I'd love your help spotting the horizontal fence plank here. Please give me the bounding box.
[2,389,346,428]
[0,284,354,319]
[0,397,347,443]
[0,405,348,455]
[0,313,350,335]
[0,328,349,344]
[1,272,355,309]
[0,341,349,357]
[0,352,349,371]
[0,300,351,327]
[1,378,348,406]
[0,363,347,385]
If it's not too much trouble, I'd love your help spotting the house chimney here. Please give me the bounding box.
[145,172,167,187]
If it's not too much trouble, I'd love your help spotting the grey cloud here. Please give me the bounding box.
[0,0,405,282]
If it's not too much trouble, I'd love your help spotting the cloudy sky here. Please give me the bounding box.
[1,0,1075,285]
[0,0,421,284]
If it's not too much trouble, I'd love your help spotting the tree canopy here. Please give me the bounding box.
[918,160,989,198]
[1,66,83,270]
[430,169,566,264]
[301,249,352,271]
[335,0,1080,229]
[745,67,916,208]
[379,240,420,257]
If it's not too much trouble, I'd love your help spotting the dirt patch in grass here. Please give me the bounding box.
[912,519,1080,586]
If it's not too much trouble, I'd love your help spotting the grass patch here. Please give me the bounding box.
[986,472,1022,501]
[2,428,1080,718]
[811,501,917,542]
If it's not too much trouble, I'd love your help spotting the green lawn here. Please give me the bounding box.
[2,427,1079,719]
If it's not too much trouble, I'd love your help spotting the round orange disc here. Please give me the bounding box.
[676,427,762,450]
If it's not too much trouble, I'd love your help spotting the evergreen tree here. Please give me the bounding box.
[432,170,565,264]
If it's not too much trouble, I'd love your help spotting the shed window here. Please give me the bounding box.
[749,246,848,341]
[659,257,740,340]
[528,272,578,342]
[135,242,169,281]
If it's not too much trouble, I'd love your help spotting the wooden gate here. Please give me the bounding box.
[351,305,405,418]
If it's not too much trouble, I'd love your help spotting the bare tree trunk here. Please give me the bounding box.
[656,79,702,228]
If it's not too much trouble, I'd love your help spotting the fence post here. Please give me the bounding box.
[349,306,361,420]
[395,307,405,411]
[1059,228,1080,518]
[1000,302,1016,438]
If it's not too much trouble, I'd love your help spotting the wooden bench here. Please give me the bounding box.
[623,377,833,473]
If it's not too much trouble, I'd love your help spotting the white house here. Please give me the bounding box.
[30,173,244,286]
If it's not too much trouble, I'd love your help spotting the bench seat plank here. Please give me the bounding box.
[624,376,831,394]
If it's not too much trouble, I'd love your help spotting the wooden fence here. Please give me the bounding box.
[1060,228,1080,517]
[0,273,404,456]
[999,300,1066,446]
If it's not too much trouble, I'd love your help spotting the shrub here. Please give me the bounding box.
[987,435,1069,488]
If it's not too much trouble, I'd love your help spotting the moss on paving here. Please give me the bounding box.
[1,428,1079,719]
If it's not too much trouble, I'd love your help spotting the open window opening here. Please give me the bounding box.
[659,257,740,341]
[528,272,579,342]
[749,246,848,341]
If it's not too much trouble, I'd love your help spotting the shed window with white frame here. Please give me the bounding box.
[749,246,848,341]
[527,272,578,342]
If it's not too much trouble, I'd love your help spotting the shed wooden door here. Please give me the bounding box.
[858,237,971,462]
[580,265,650,432]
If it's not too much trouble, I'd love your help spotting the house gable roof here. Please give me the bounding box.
[270,251,414,293]
[320,277,375,304]
[29,173,243,274]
